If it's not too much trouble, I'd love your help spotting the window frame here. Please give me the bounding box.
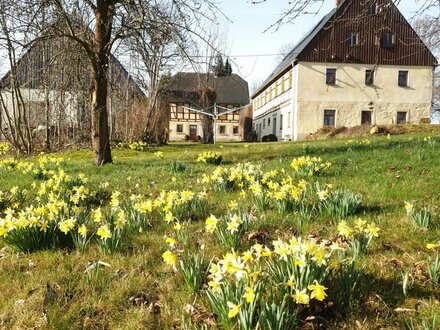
[326,68,337,85]
[396,111,408,124]
[365,69,374,86]
[368,2,377,15]
[176,124,183,133]
[398,70,409,87]
[233,126,239,135]
[361,111,373,125]
[381,32,395,48]
[219,125,226,134]
[323,109,336,127]
[346,32,359,47]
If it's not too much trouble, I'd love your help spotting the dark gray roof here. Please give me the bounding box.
[251,7,338,98]
[166,72,249,105]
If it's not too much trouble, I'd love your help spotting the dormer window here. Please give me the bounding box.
[381,33,395,48]
[346,32,359,46]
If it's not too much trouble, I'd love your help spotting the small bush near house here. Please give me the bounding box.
[262,134,278,142]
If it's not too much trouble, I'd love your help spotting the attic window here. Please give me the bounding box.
[326,68,336,85]
[381,33,395,48]
[346,32,359,46]
[368,2,377,15]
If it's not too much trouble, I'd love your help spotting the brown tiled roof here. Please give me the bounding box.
[166,72,249,105]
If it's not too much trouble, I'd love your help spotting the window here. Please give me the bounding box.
[219,125,226,134]
[398,70,408,87]
[263,119,265,129]
[268,118,271,126]
[365,69,374,86]
[346,32,358,46]
[323,110,336,127]
[280,114,283,130]
[368,2,377,15]
[326,68,336,85]
[381,33,395,48]
[233,126,239,135]
[361,111,372,125]
[396,111,407,124]
[176,124,183,133]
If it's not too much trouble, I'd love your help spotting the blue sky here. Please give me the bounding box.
[219,0,437,91]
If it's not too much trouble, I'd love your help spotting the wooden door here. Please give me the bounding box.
[189,125,197,140]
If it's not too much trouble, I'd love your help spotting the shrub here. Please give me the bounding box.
[262,134,277,142]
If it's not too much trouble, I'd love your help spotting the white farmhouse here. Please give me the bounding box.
[252,0,437,141]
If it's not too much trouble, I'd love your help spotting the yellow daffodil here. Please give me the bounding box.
[308,281,327,301]
[162,250,178,268]
[293,289,310,305]
[97,225,112,240]
[58,218,76,234]
[426,243,440,250]
[205,215,219,233]
[365,223,380,237]
[337,220,353,238]
[404,201,414,214]
[243,287,255,303]
[227,302,242,318]
[354,218,367,231]
[165,236,177,248]
[78,225,88,237]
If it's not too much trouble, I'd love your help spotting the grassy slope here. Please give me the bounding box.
[0,132,440,329]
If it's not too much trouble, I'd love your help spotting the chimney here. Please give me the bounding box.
[336,0,342,6]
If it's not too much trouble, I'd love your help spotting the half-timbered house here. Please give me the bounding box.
[165,72,250,141]
[252,0,437,141]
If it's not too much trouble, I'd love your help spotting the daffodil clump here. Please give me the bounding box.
[345,139,372,146]
[197,151,223,165]
[337,219,380,258]
[205,213,250,249]
[154,189,209,221]
[0,142,10,156]
[200,162,263,191]
[404,202,436,229]
[0,169,93,252]
[29,154,65,179]
[290,156,331,177]
[320,188,363,220]
[248,177,310,214]
[0,187,27,213]
[130,141,148,151]
[203,233,362,329]
[426,242,440,285]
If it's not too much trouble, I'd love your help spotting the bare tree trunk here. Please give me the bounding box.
[90,0,113,165]
[198,87,216,144]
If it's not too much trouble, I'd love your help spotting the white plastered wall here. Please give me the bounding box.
[294,62,433,140]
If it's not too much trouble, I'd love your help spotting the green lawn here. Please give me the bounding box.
[0,132,440,329]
